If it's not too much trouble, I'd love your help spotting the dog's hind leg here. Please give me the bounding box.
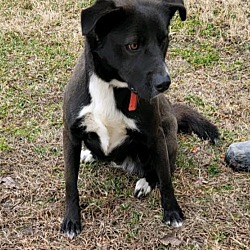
[134,171,158,198]
[80,149,95,163]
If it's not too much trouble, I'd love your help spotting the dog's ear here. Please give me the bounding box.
[164,0,186,21]
[81,0,122,35]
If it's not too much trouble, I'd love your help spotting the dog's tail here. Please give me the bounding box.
[172,103,219,144]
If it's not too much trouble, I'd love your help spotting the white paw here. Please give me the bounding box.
[80,149,94,163]
[134,178,152,198]
[66,231,77,240]
[165,220,183,228]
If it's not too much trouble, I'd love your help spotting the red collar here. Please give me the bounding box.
[128,91,138,111]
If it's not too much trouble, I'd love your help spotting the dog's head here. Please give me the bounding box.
[81,0,186,100]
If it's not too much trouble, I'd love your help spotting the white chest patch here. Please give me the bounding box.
[78,74,138,155]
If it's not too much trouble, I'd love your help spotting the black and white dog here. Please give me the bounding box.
[61,0,219,238]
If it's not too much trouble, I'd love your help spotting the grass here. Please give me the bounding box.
[0,0,249,249]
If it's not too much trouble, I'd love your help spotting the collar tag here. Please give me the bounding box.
[128,92,138,111]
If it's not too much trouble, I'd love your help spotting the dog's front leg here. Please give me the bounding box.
[61,128,82,239]
[154,127,184,227]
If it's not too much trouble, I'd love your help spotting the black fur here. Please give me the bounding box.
[61,0,219,238]
[173,103,219,144]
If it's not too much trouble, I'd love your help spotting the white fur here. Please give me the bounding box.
[172,220,183,228]
[78,73,138,155]
[109,79,128,88]
[66,231,76,240]
[165,220,183,228]
[64,228,80,239]
[134,178,152,198]
[164,63,170,75]
[80,149,94,163]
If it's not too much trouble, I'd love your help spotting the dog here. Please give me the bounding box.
[61,0,219,239]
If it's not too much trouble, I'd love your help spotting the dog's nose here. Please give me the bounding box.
[154,74,171,93]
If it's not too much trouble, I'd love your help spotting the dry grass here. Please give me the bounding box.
[0,0,249,249]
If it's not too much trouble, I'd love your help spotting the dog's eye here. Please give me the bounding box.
[126,43,139,51]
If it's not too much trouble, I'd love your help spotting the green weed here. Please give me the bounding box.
[208,163,221,177]
[0,138,10,151]
[171,44,219,67]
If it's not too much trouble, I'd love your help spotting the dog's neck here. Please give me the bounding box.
[85,44,138,111]
[87,73,138,112]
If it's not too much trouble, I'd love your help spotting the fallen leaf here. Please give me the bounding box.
[21,226,34,235]
[191,146,199,153]
[194,177,208,186]
[160,234,182,246]
[0,176,19,189]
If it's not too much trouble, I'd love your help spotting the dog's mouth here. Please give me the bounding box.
[126,74,171,101]
[127,83,151,100]
[128,84,167,102]
[129,87,138,94]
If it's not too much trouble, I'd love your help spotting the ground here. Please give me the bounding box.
[0,0,249,249]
